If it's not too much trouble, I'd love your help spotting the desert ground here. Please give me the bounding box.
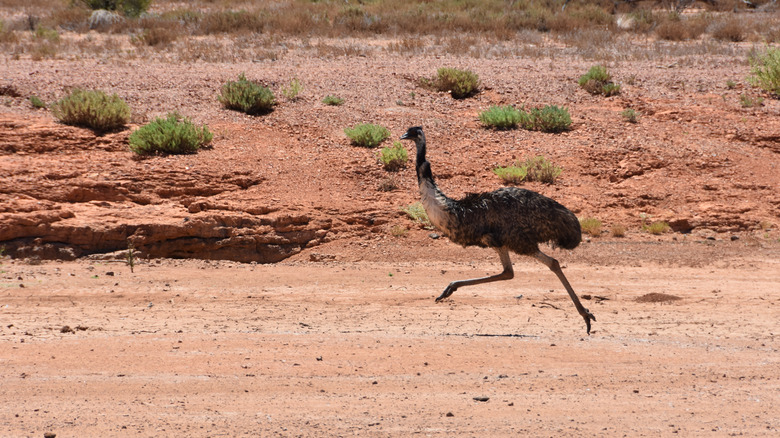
[2,1,780,436]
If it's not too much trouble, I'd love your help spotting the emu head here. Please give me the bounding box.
[399,126,424,142]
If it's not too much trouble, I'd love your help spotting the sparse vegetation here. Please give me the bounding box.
[523,105,571,133]
[401,202,432,228]
[322,95,344,106]
[30,95,46,109]
[522,155,562,184]
[579,65,620,96]
[748,47,780,96]
[579,217,602,237]
[480,105,523,130]
[428,67,479,99]
[726,80,736,90]
[51,89,130,133]
[621,108,639,123]
[128,112,212,155]
[646,221,671,235]
[739,94,764,108]
[493,165,526,185]
[495,156,562,185]
[610,224,626,238]
[378,141,408,171]
[281,78,303,101]
[390,225,408,237]
[218,73,276,115]
[344,123,390,148]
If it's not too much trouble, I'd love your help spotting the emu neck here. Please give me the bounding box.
[413,136,451,233]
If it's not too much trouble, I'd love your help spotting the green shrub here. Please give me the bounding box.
[219,73,276,115]
[51,89,130,132]
[322,95,344,106]
[579,217,602,237]
[493,165,526,184]
[344,123,389,148]
[578,65,620,96]
[748,47,780,96]
[401,202,431,228]
[480,105,524,130]
[34,26,60,43]
[523,105,572,133]
[128,112,212,155]
[30,95,46,109]
[433,67,479,99]
[281,78,303,101]
[79,0,152,18]
[621,108,639,123]
[522,155,562,184]
[379,141,408,171]
[739,94,764,108]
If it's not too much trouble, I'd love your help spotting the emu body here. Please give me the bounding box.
[400,126,596,334]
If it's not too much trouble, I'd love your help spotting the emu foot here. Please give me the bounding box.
[582,308,596,335]
[435,284,458,302]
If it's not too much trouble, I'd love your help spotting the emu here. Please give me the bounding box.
[399,126,596,334]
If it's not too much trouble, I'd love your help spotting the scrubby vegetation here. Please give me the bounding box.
[218,73,276,115]
[128,112,212,155]
[51,88,130,132]
[522,155,562,183]
[344,123,390,148]
[493,165,526,185]
[645,221,671,235]
[610,224,627,238]
[282,78,303,101]
[748,47,780,96]
[378,141,408,171]
[427,67,480,99]
[495,156,562,185]
[401,202,432,228]
[79,0,151,18]
[480,105,522,130]
[29,95,46,109]
[322,95,344,106]
[580,217,602,237]
[621,108,639,123]
[523,105,572,133]
[579,65,620,96]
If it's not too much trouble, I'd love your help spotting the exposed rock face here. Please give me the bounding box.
[0,116,335,262]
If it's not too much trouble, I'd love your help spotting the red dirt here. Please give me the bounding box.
[1,35,779,436]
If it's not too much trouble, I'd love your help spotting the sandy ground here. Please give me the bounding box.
[2,240,779,437]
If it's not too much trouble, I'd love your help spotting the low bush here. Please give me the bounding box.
[30,95,46,109]
[322,95,344,106]
[523,105,572,133]
[479,105,523,130]
[51,88,130,132]
[493,165,526,184]
[579,217,602,237]
[401,202,431,228]
[129,112,212,155]
[282,78,303,101]
[610,224,626,237]
[523,155,562,184]
[645,221,670,235]
[344,123,389,147]
[378,141,408,171]
[621,108,639,123]
[218,73,276,115]
[748,47,780,96]
[578,65,620,96]
[430,67,479,99]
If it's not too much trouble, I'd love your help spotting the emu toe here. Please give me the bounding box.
[582,309,596,335]
[435,285,458,302]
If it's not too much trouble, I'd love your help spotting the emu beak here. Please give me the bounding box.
[399,132,410,140]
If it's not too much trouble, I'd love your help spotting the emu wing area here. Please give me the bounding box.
[445,187,581,255]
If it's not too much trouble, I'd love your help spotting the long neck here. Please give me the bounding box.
[414,135,434,187]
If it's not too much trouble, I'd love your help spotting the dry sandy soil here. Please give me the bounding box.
[1,26,780,437]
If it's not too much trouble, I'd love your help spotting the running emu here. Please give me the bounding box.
[400,126,596,334]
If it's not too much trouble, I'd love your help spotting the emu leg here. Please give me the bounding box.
[532,250,596,334]
[436,247,514,302]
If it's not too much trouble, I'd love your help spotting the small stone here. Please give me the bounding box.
[44,433,56,438]
[446,412,454,417]
[429,233,440,239]
[473,396,489,402]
